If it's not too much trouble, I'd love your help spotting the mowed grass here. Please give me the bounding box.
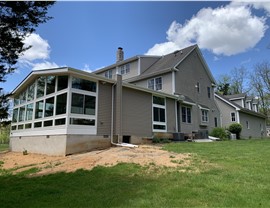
[0,139,270,208]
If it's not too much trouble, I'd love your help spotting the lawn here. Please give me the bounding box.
[1,139,270,207]
[0,144,9,152]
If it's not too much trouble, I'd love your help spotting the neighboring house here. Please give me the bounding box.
[215,93,266,138]
[10,45,220,156]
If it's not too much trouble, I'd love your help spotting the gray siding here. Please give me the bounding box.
[132,72,173,94]
[239,112,266,138]
[175,49,220,133]
[97,81,112,136]
[166,98,177,132]
[122,87,152,137]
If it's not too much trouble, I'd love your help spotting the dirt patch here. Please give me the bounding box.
[0,145,192,176]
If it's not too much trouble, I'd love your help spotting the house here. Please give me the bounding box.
[9,45,220,156]
[215,93,266,138]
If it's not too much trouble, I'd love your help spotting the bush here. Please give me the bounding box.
[228,123,242,139]
[152,137,171,144]
[0,124,10,144]
[210,127,228,140]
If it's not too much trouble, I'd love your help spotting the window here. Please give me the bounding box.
[55,118,66,125]
[246,121,250,129]
[214,117,218,127]
[57,76,68,91]
[182,106,191,123]
[26,104,33,121]
[19,91,26,104]
[19,106,25,122]
[148,77,162,91]
[34,122,42,128]
[44,120,53,127]
[27,82,35,101]
[196,82,200,93]
[120,64,130,75]
[152,96,166,131]
[72,77,96,92]
[105,70,112,79]
[36,76,45,98]
[25,123,32,129]
[35,101,44,119]
[18,124,24,130]
[71,93,96,115]
[207,87,211,98]
[70,118,95,126]
[201,110,208,122]
[231,112,236,122]
[56,93,67,115]
[12,108,18,123]
[45,97,54,117]
[46,76,56,95]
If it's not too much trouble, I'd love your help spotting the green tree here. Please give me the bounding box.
[0,1,55,120]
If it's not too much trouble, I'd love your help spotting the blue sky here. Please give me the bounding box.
[2,1,270,93]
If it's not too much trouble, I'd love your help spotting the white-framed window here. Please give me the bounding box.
[231,112,236,122]
[105,70,112,79]
[120,64,130,75]
[148,77,162,91]
[152,96,166,132]
[181,106,191,123]
[201,110,209,122]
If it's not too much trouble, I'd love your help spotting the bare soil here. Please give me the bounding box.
[0,145,192,176]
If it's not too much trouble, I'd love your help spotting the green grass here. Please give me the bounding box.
[0,144,9,152]
[0,139,270,207]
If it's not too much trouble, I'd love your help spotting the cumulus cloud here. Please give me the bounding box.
[146,3,268,56]
[20,33,50,61]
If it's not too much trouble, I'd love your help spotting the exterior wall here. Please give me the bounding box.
[10,135,67,156]
[96,68,117,80]
[97,81,112,136]
[239,112,266,138]
[166,98,177,132]
[121,87,153,137]
[175,49,220,133]
[132,72,173,94]
[232,99,244,108]
[121,60,139,80]
[215,97,238,128]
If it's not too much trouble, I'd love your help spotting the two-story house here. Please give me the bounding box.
[215,93,266,138]
[9,45,221,156]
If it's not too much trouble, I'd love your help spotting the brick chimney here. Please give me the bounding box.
[116,47,124,62]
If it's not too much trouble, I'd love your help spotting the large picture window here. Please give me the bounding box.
[56,93,67,115]
[71,93,96,115]
[26,104,33,121]
[57,76,68,91]
[72,77,96,92]
[46,76,56,95]
[36,76,45,98]
[35,101,44,119]
[45,97,54,117]
[152,96,166,131]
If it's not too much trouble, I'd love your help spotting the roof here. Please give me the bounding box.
[215,93,266,118]
[224,93,246,100]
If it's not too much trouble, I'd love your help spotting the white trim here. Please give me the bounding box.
[236,111,240,123]
[138,57,141,75]
[152,95,167,132]
[175,100,178,132]
[172,71,175,94]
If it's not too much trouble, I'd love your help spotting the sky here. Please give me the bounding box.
[2,1,270,93]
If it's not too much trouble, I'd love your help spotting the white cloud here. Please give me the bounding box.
[32,61,59,71]
[146,3,268,56]
[20,33,50,61]
[82,64,92,73]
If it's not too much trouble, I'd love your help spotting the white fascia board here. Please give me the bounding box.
[215,94,241,111]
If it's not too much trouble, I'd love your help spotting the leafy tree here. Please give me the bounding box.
[0,1,55,121]
[216,75,231,95]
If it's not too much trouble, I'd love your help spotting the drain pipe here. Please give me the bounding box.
[110,74,138,148]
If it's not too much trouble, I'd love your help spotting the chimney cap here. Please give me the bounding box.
[118,47,123,50]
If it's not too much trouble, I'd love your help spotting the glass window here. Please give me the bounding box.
[11,126,17,131]
[148,79,154,90]
[153,107,165,122]
[19,91,26,104]
[246,121,250,129]
[201,110,208,122]
[231,112,236,122]
[14,97,19,106]
[34,122,42,128]
[36,76,45,98]
[25,123,32,129]
[153,125,166,130]
[207,87,211,98]
[56,93,67,115]
[26,103,33,121]
[153,96,165,106]
[72,77,96,92]
[55,118,66,125]
[70,118,95,126]
[27,82,35,101]
[18,124,24,130]
[12,108,18,123]
[105,70,112,79]
[148,77,162,91]
[46,76,56,95]
[71,93,84,114]
[182,106,191,123]
[57,76,68,91]
[44,120,53,127]
[197,82,200,93]
[45,97,54,117]
[35,101,44,119]
[18,106,25,122]
[85,95,96,115]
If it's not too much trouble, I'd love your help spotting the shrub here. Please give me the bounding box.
[228,123,242,139]
[210,127,228,140]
